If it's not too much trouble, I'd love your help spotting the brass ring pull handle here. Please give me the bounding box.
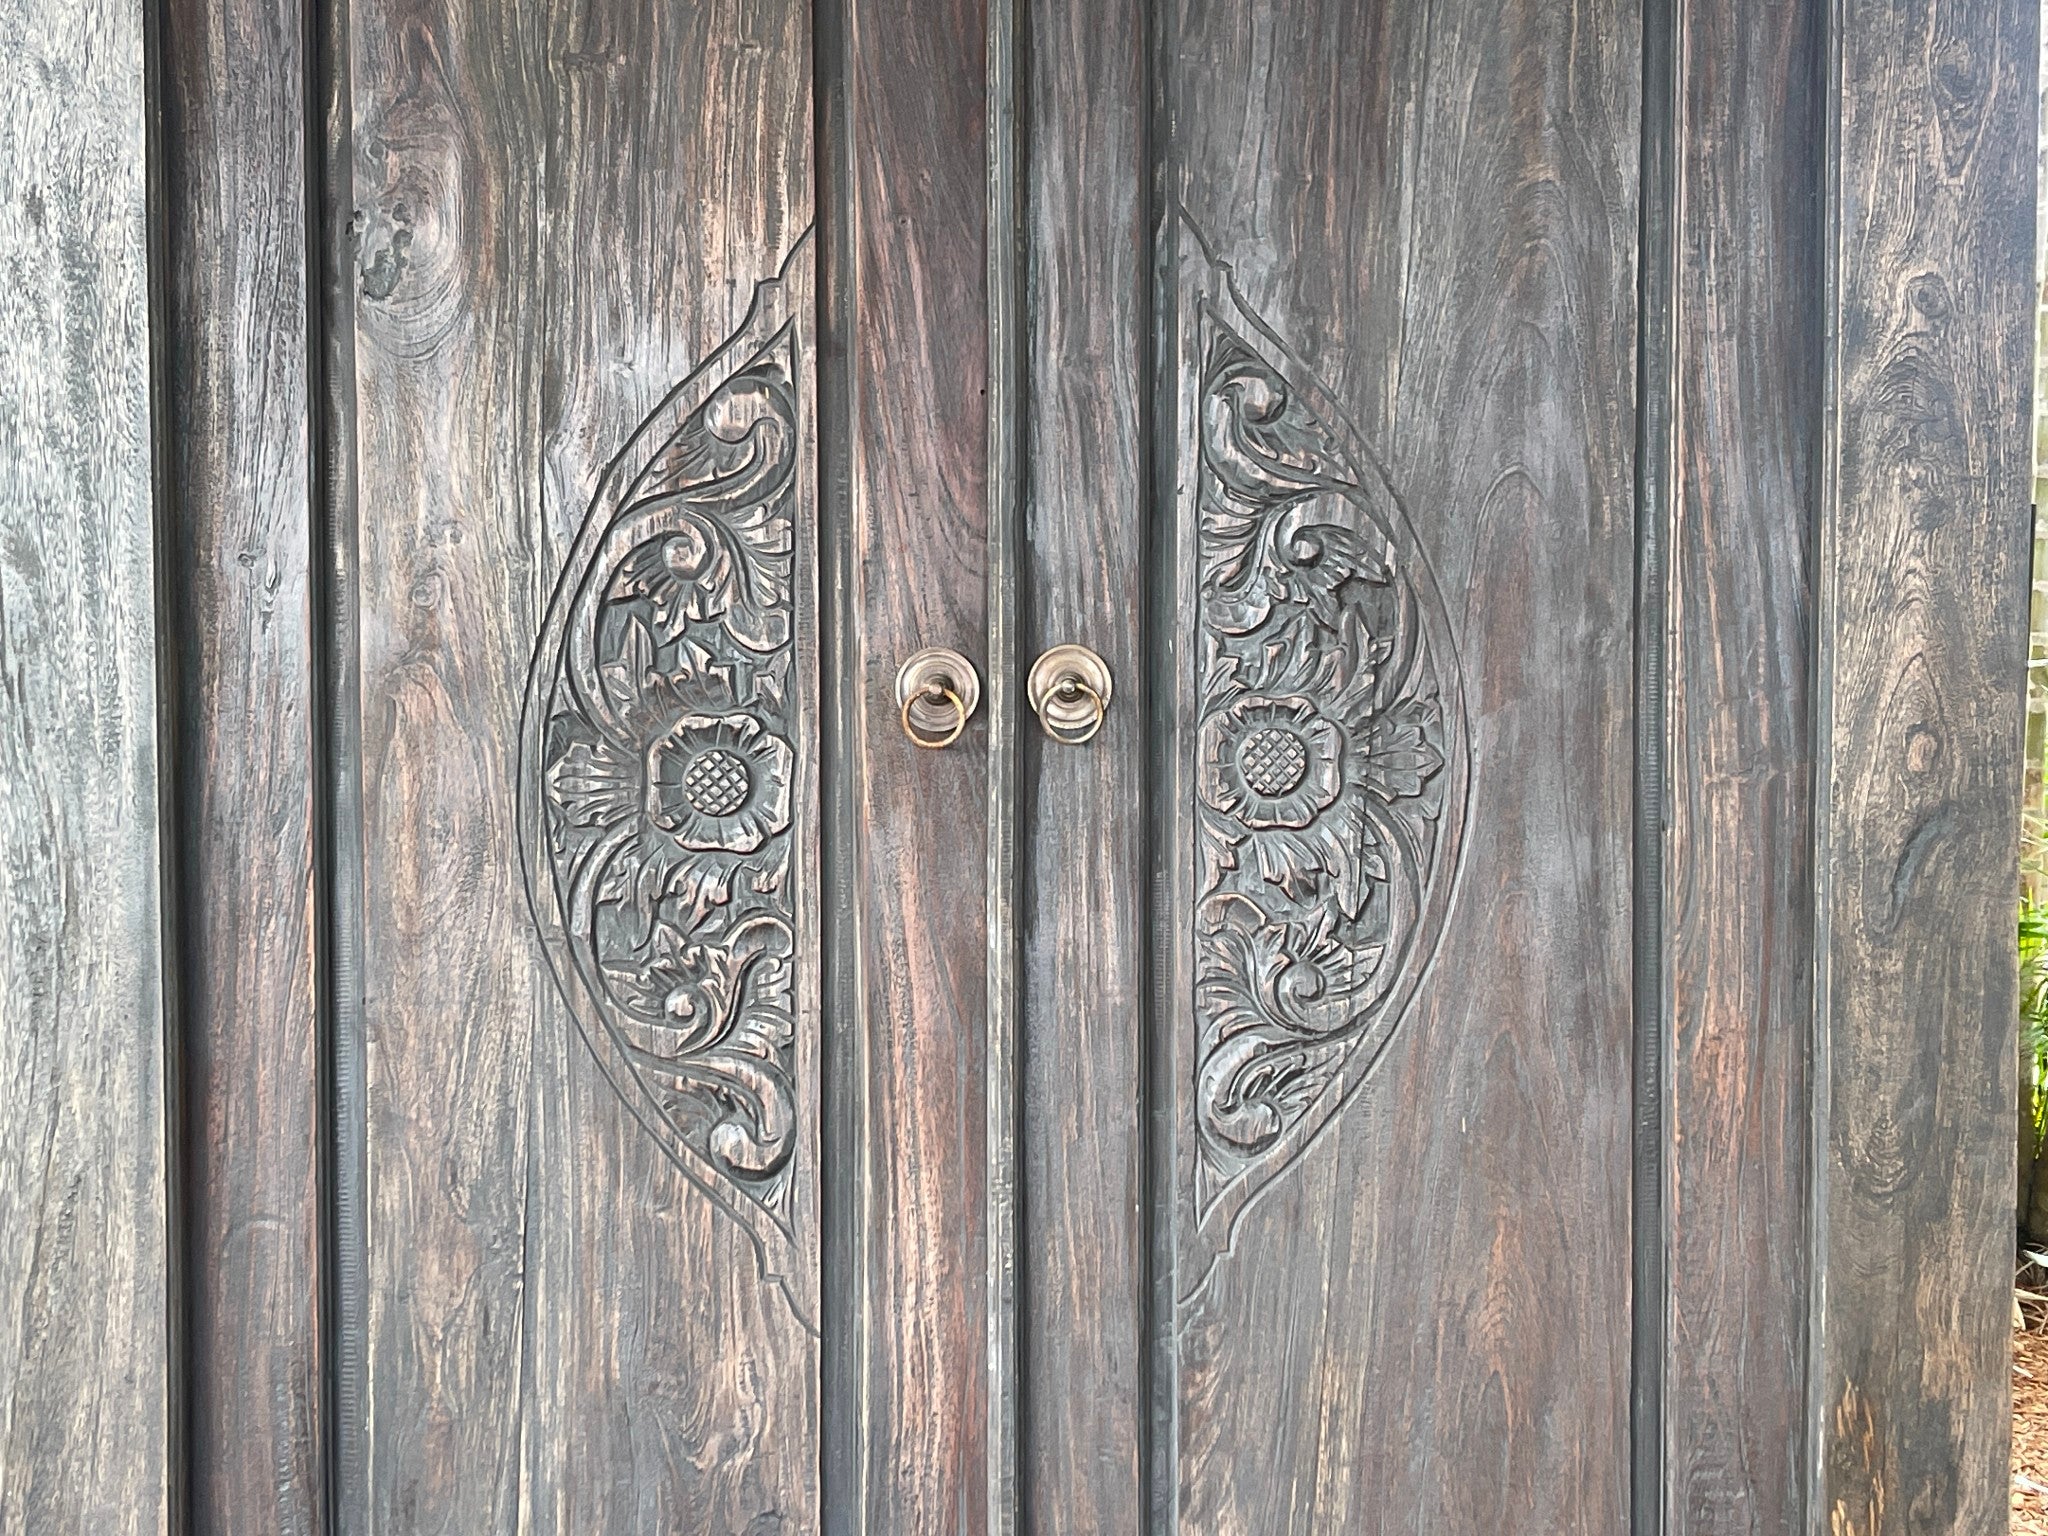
[900,683,968,749]
[1027,644,1113,746]
[895,647,982,750]
[1041,679,1105,745]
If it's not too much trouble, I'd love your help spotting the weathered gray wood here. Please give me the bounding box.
[837,0,993,1526]
[136,6,2039,1532]
[815,6,864,1524]
[1160,2,1640,1531]
[1660,0,1822,1529]
[985,0,1022,1527]
[0,1,172,1532]
[340,1,817,1527]
[1811,0,2037,1530]
[159,0,326,1528]
[1016,0,1147,1528]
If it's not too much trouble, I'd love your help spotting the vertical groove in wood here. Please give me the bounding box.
[1144,11,1178,1529]
[158,0,326,1527]
[1633,0,1678,1526]
[1662,0,1825,1529]
[139,11,183,1536]
[1811,0,2037,1530]
[141,9,186,1523]
[309,0,365,1520]
[0,1,172,1530]
[815,0,871,1528]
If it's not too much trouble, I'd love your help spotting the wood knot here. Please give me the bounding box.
[1906,273,1952,325]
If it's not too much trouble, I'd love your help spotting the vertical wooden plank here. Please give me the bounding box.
[341,1,817,1528]
[0,1,172,1532]
[838,0,991,1527]
[1813,0,2037,1530]
[1661,0,1823,1529]
[985,0,1021,1525]
[1160,2,1639,1531]
[343,11,549,1519]
[1015,0,1147,1529]
[815,3,864,1525]
[159,0,326,1529]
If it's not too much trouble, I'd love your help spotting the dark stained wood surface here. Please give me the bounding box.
[159,0,326,1529]
[1661,0,1822,1529]
[339,1,817,1527]
[1812,0,2037,1531]
[82,2,2038,1530]
[838,0,993,1527]
[986,1,1022,1526]
[0,1,172,1531]
[1161,2,1640,1531]
[1016,0,1148,1529]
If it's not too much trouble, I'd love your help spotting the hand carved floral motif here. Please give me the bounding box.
[520,238,814,1329]
[1179,216,1468,1286]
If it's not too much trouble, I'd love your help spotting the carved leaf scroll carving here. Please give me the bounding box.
[1178,214,1469,1297]
[519,234,816,1330]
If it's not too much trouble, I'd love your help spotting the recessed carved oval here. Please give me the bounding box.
[519,235,814,1330]
[1178,214,1470,1296]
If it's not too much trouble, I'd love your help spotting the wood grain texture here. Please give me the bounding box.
[1161,2,1639,1531]
[340,1,816,1528]
[1812,0,2037,1530]
[840,0,991,1526]
[1016,0,1147,1529]
[0,0,172,1531]
[159,0,326,1529]
[1660,0,1823,1530]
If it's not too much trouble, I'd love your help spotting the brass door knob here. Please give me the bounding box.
[1026,644,1112,745]
[895,647,982,749]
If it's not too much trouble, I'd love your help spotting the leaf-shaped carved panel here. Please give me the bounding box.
[518,233,817,1331]
[1172,213,1470,1301]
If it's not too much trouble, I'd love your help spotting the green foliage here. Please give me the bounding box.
[2024,892,2048,1139]
[2023,804,2048,1147]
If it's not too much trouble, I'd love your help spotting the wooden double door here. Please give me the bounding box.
[323,1,1628,1522]
[5,0,2037,1532]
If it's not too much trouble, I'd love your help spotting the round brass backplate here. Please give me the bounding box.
[1026,644,1113,744]
[894,647,982,747]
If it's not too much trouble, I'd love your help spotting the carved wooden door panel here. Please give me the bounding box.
[328,7,829,1532]
[150,0,2036,1532]
[1026,3,1641,1532]
[315,0,996,1530]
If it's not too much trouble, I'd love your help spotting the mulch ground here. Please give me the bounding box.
[2016,1324,2048,1531]
[2015,1253,2048,1532]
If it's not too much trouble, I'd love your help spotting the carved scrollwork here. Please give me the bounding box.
[520,234,815,1330]
[1179,215,1468,1289]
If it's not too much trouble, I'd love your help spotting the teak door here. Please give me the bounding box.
[331,1,1635,1523]
[2,0,2036,1533]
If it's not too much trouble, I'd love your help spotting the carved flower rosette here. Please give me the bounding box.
[519,238,815,1330]
[1177,217,1469,1293]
